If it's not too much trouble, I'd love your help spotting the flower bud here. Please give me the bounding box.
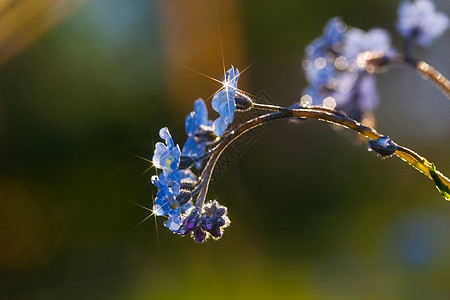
[234,92,254,111]
[368,136,397,157]
[179,156,195,169]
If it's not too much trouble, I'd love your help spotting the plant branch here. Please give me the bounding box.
[415,61,450,99]
[196,104,450,204]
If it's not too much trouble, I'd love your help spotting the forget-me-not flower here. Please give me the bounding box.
[397,0,449,47]
[302,17,395,120]
[151,173,183,231]
[152,126,197,232]
[306,17,346,58]
[152,170,196,232]
[303,17,346,95]
[212,66,240,137]
[152,127,181,180]
[332,72,379,121]
[343,27,394,62]
[182,98,214,169]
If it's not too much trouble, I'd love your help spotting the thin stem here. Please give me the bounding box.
[192,181,203,195]
[287,108,448,185]
[394,51,450,100]
[253,102,349,117]
[415,61,450,99]
[403,35,418,66]
[252,102,283,112]
[360,47,450,100]
[196,111,287,207]
[196,104,450,206]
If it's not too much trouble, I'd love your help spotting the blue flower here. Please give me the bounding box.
[331,72,379,120]
[303,59,336,90]
[305,17,346,58]
[343,28,394,61]
[151,127,198,233]
[302,18,393,120]
[152,127,181,180]
[182,99,214,169]
[212,66,240,137]
[151,174,176,216]
[302,18,347,106]
[152,171,196,233]
[397,0,449,47]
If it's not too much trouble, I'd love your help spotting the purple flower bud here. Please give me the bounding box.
[193,226,207,243]
[209,227,222,239]
[199,201,230,239]
[201,217,214,232]
[179,208,200,235]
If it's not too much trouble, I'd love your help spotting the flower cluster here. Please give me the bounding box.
[182,99,214,170]
[151,67,239,242]
[301,0,448,122]
[149,0,450,243]
[151,127,196,231]
[302,18,395,121]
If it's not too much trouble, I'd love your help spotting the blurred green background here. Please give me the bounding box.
[1,0,450,299]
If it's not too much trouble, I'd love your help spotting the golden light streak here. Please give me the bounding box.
[165,58,224,87]
[0,0,87,67]
[215,0,226,76]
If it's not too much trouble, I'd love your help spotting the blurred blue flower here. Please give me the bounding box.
[302,18,394,120]
[332,72,379,120]
[152,127,181,179]
[306,17,346,58]
[182,98,214,169]
[397,0,449,47]
[343,28,394,61]
[303,18,346,93]
[212,66,240,137]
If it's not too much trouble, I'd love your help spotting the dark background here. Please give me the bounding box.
[1,0,449,299]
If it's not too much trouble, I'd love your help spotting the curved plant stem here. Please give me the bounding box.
[394,51,450,100]
[196,111,287,207]
[196,104,450,205]
[415,61,450,99]
[364,49,450,100]
[288,107,449,191]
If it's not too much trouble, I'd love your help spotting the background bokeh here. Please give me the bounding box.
[1,0,450,299]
